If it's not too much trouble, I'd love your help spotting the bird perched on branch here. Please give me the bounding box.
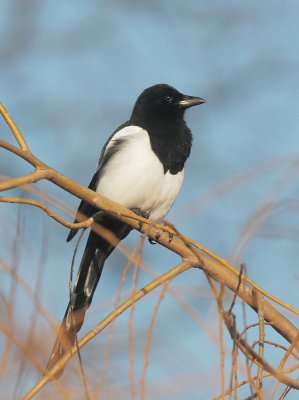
[46,83,205,377]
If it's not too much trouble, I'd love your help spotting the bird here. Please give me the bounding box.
[46,83,205,377]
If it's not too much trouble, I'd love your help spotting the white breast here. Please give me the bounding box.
[96,126,184,220]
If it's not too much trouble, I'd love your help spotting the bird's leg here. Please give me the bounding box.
[130,209,166,245]
[131,208,157,244]
[131,208,149,229]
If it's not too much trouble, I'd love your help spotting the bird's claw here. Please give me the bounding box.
[168,233,174,243]
[131,208,149,230]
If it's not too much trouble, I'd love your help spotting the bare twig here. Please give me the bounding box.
[0,102,30,152]
[255,291,265,399]
[278,331,299,372]
[0,196,94,229]
[97,243,140,396]
[23,262,193,400]
[223,313,299,390]
[129,236,145,400]
[140,280,171,400]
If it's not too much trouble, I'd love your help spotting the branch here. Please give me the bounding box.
[223,312,299,390]
[2,104,299,398]
[23,262,193,400]
[1,129,299,354]
[0,170,50,192]
[0,197,94,230]
[0,102,30,152]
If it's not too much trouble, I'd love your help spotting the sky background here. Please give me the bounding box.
[1,1,299,399]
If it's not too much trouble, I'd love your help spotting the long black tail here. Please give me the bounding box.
[46,217,131,378]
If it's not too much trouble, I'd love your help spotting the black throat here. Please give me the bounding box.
[131,115,193,175]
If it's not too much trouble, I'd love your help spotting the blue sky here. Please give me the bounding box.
[1,1,299,398]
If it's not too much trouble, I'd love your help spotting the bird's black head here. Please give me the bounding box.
[130,84,205,127]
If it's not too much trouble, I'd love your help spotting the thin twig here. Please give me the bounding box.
[0,102,30,152]
[223,312,299,390]
[23,262,193,400]
[0,196,94,229]
[140,280,171,400]
[278,330,299,372]
[129,236,145,400]
[228,264,244,315]
[0,170,49,192]
[0,323,68,399]
[256,291,265,399]
[206,275,226,399]
[97,243,140,396]
[69,229,91,400]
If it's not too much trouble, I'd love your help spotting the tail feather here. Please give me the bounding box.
[45,218,131,378]
[45,304,87,379]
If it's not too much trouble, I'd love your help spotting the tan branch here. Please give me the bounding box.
[0,138,298,321]
[223,312,299,390]
[0,170,50,192]
[0,197,94,229]
[0,139,46,168]
[0,102,30,152]
[23,261,192,400]
[1,106,299,398]
[256,291,265,398]
[140,280,171,400]
[1,135,299,353]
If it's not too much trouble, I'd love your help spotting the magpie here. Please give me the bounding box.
[46,84,205,377]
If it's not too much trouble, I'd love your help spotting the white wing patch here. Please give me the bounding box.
[96,126,184,220]
[104,125,143,154]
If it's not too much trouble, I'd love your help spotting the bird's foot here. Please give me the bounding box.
[131,208,149,229]
[131,208,149,219]
[148,231,161,245]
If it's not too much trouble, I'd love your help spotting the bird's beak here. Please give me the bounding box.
[178,95,206,109]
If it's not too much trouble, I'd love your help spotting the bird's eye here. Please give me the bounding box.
[163,95,173,103]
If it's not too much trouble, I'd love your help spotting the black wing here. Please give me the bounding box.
[66,169,101,241]
[67,121,131,242]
